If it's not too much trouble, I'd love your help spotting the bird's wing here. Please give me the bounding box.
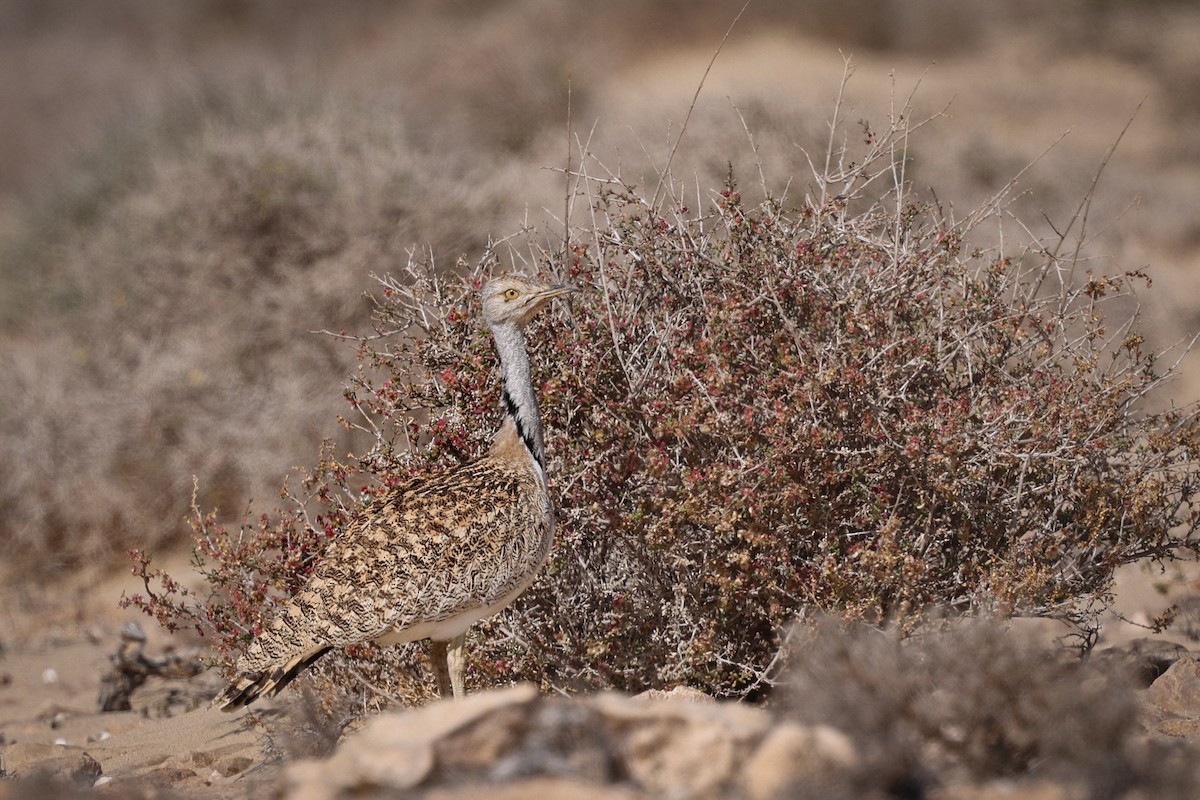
[233,456,550,674]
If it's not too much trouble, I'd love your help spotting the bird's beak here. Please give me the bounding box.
[537,283,578,301]
[520,283,578,325]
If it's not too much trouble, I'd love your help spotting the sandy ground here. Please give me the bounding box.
[0,639,267,796]
[0,557,285,796]
[1,556,1198,796]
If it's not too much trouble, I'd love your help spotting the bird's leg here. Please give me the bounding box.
[430,639,452,698]
[447,630,467,699]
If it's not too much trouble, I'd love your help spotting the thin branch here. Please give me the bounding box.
[563,74,573,266]
[651,0,753,209]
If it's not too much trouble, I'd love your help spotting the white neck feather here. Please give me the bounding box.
[489,321,546,469]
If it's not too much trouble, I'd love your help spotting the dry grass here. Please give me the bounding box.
[0,82,522,579]
[781,615,1200,798]
[3,1,1200,608]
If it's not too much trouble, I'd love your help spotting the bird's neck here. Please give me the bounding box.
[489,322,546,471]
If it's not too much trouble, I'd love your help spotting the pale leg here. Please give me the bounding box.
[447,630,467,699]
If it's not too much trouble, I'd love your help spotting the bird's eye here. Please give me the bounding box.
[503,288,520,300]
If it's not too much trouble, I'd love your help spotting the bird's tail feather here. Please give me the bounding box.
[215,646,331,711]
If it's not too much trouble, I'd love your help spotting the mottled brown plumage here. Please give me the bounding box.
[217,275,574,710]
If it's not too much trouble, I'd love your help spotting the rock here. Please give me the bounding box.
[1148,716,1200,739]
[458,696,619,784]
[927,779,1083,800]
[593,690,772,736]
[421,776,646,800]
[141,766,198,783]
[1125,638,1189,674]
[1146,657,1200,718]
[429,692,534,776]
[1141,656,1200,739]
[216,754,254,777]
[0,741,102,788]
[740,721,858,800]
[1092,639,1189,687]
[34,702,80,723]
[281,685,788,800]
[97,623,205,713]
[284,683,540,800]
[593,690,773,798]
[634,686,713,704]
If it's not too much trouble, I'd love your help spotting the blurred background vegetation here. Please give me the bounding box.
[2,0,1199,597]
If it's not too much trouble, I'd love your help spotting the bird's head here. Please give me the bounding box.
[481,275,577,328]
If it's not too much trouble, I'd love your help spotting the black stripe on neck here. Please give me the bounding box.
[501,386,520,420]
[501,387,543,467]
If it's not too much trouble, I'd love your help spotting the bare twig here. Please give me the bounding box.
[651,0,754,209]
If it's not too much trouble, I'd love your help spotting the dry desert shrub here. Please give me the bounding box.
[126,84,1200,706]
[781,616,1199,799]
[0,80,523,580]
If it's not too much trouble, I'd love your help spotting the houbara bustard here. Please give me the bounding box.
[217,275,576,709]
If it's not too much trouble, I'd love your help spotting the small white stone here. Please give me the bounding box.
[53,737,68,746]
[42,668,59,684]
[94,776,113,787]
